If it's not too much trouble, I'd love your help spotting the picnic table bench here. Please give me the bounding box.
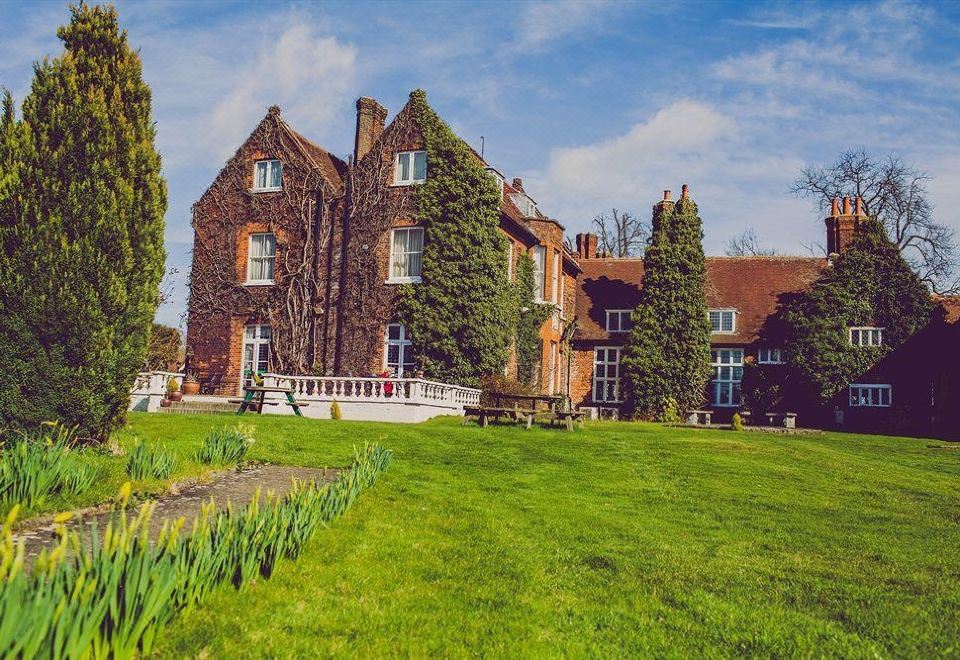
[466,393,584,431]
[230,386,309,417]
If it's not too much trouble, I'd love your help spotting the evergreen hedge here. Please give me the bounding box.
[0,5,166,440]
[622,193,712,419]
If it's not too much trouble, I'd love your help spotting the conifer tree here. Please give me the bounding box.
[782,219,933,404]
[0,5,166,439]
[622,189,712,419]
[399,91,514,386]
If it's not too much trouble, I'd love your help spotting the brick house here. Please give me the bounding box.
[187,92,578,395]
[186,91,959,437]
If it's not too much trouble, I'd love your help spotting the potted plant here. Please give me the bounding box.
[166,376,182,402]
[182,371,200,395]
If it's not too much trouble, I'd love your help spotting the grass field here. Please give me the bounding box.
[92,415,960,654]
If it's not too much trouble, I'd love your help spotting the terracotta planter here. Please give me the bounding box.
[168,391,183,402]
[160,398,171,408]
[182,380,200,395]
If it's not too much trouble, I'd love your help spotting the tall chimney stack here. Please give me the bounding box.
[681,184,689,199]
[663,190,672,201]
[575,233,598,260]
[354,97,388,163]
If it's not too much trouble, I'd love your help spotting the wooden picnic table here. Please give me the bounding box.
[466,392,583,431]
[228,386,309,417]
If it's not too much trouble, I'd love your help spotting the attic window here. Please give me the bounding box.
[486,168,504,197]
[708,309,736,334]
[253,160,281,191]
[394,151,426,185]
[511,193,536,217]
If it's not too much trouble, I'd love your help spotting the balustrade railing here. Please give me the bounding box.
[263,374,481,409]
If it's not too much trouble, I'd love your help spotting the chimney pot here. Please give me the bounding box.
[854,195,864,216]
[681,184,689,199]
[512,177,524,192]
[663,189,672,201]
[354,96,388,163]
[842,196,852,215]
[831,197,840,216]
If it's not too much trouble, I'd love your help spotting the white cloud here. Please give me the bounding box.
[508,0,615,52]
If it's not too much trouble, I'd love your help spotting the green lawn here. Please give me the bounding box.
[124,414,960,655]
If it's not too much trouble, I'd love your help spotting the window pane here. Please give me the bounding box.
[413,151,427,180]
[398,153,410,181]
[255,162,267,189]
[270,161,281,188]
[722,312,733,332]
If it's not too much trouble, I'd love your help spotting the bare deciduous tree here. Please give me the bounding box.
[793,148,958,293]
[725,227,777,257]
[592,208,649,257]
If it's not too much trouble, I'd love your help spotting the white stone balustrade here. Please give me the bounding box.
[129,371,183,412]
[129,371,480,423]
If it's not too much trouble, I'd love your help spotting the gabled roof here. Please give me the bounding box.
[574,256,828,343]
[282,122,347,192]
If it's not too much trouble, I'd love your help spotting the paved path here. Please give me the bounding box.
[14,465,338,564]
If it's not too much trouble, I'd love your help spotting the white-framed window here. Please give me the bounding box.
[551,249,560,304]
[592,347,622,403]
[849,384,892,407]
[393,150,427,185]
[709,309,736,334]
[242,324,271,385]
[487,168,504,196]
[758,347,784,364]
[384,323,415,376]
[605,310,633,334]
[532,246,546,302]
[711,348,744,407]
[388,227,424,283]
[246,233,276,284]
[253,159,281,191]
[511,192,536,217]
[850,327,884,347]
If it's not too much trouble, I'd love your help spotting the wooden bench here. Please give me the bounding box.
[686,409,713,425]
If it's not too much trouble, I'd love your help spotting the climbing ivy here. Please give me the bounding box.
[781,219,934,405]
[515,252,554,385]
[399,91,515,387]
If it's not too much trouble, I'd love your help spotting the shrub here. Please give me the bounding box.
[166,377,179,396]
[330,400,342,420]
[0,443,392,658]
[731,413,744,432]
[126,442,176,480]
[196,425,254,466]
[0,423,97,512]
[658,397,681,424]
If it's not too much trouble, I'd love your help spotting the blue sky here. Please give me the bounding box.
[3,0,960,327]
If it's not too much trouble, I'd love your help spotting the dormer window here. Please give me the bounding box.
[394,150,427,185]
[605,310,632,333]
[486,168,504,196]
[511,192,536,217]
[709,309,736,334]
[850,327,883,347]
[253,160,281,191]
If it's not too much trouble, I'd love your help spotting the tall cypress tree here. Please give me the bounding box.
[782,219,933,405]
[622,190,712,419]
[0,5,166,439]
[399,90,514,386]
